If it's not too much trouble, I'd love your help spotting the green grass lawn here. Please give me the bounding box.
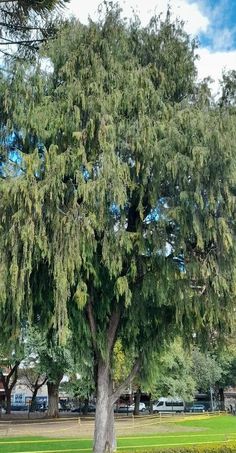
[0,415,236,453]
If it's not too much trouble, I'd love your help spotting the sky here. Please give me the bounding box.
[64,0,236,96]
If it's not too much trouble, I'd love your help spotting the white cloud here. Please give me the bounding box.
[66,0,209,35]
[210,27,236,51]
[196,47,236,95]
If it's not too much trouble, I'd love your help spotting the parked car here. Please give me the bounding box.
[71,406,81,413]
[189,403,205,413]
[152,398,185,413]
[11,405,28,411]
[115,402,146,413]
[71,403,96,413]
[114,404,131,414]
[86,403,96,413]
[129,402,146,412]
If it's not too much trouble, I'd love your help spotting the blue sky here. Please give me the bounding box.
[197,0,236,51]
[66,0,236,95]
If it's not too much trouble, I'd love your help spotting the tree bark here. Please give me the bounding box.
[5,389,11,415]
[93,359,116,453]
[47,381,60,418]
[149,393,153,414]
[30,388,38,412]
[134,388,141,415]
[219,387,225,411]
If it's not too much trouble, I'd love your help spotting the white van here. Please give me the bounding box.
[153,398,185,413]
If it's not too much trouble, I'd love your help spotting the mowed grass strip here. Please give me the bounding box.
[0,438,92,452]
[0,435,235,453]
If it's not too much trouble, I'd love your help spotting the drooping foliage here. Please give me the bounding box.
[0,5,236,450]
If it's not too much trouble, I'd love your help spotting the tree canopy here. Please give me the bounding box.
[0,5,236,452]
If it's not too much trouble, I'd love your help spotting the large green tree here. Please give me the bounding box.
[0,343,23,414]
[0,6,236,452]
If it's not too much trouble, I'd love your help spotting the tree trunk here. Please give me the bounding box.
[93,359,116,453]
[47,381,60,418]
[134,388,141,415]
[5,390,11,415]
[82,398,89,415]
[149,400,153,414]
[219,387,225,411]
[30,388,38,412]
[106,403,116,452]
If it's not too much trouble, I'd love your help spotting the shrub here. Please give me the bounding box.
[130,444,236,453]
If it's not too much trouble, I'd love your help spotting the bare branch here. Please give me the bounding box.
[8,362,20,392]
[7,361,20,383]
[38,375,47,389]
[0,22,44,31]
[110,358,140,404]
[0,36,46,47]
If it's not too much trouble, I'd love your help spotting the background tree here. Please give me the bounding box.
[20,329,48,412]
[0,344,23,414]
[219,70,236,108]
[0,6,236,452]
[191,348,223,395]
[151,339,196,402]
[43,346,72,417]
[212,327,236,410]
[18,368,47,412]
[60,363,95,414]
[24,327,72,417]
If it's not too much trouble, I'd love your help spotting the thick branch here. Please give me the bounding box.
[0,372,6,390]
[0,22,44,31]
[0,37,46,46]
[87,297,97,352]
[107,307,121,354]
[7,361,20,384]
[0,48,13,58]
[8,362,20,392]
[36,375,47,390]
[9,372,18,392]
[24,374,47,392]
[110,358,140,404]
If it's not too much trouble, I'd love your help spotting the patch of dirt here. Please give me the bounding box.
[0,416,207,439]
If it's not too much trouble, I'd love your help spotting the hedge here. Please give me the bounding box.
[130,444,236,453]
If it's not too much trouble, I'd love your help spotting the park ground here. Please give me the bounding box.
[0,414,236,452]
